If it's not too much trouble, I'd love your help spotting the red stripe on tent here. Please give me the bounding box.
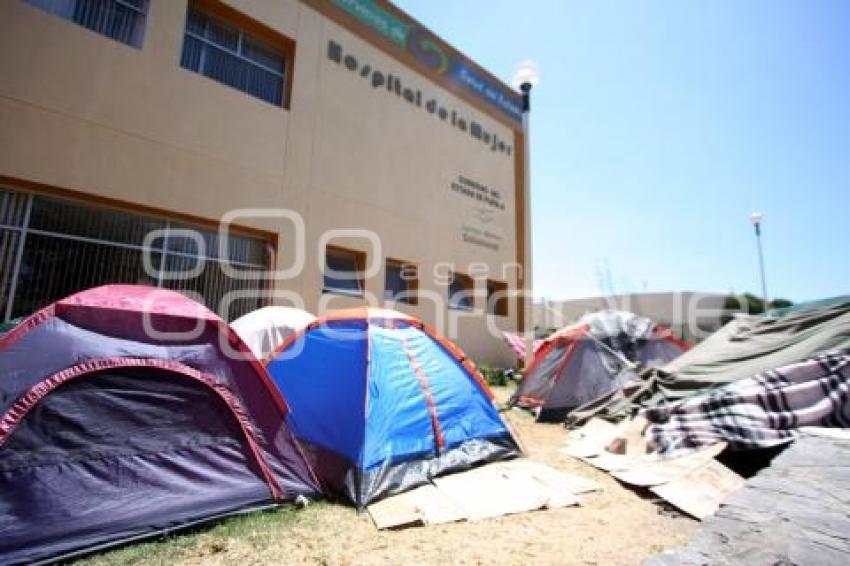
[219,325,291,416]
[519,340,554,380]
[415,320,494,400]
[261,319,321,366]
[266,312,496,402]
[0,357,286,502]
[0,285,292,417]
[552,339,580,384]
[517,395,544,408]
[513,325,586,410]
[0,303,56,351]
[398,334,446,451]
[519,324,589,386]
[0,292,292,418]
[653,325,691,351]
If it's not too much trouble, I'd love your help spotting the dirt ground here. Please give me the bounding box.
[84,386,697,566]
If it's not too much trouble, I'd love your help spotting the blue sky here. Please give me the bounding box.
[394,0,850,303]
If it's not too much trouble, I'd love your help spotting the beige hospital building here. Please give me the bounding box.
[0,0,529,366]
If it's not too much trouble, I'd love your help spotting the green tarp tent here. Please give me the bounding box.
[566,296,850,427]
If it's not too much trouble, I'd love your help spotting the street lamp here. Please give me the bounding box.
[512,60,539,366]
[749,211,768,308]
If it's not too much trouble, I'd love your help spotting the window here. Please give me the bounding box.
[384,259,418,305]
[447,271,474,311]
[26,0,148,48]
[180,1,292,107]
[486,279,508,317]
[323,246,365,296]
[0,188,272,321]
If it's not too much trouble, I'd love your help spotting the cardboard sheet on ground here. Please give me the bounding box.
[651,459,745,520]
[367,459,596,529]
[367,485,427,530]
[561,418,621,458]
[609,415,651,456]
[578,452,653,472]
[432,464,552,520]
[613,442,727,487]
[563,416,649,462]
[497,459,601,496]
[366,483,466,529]
[414,485,468,524]
[566,417,621,441]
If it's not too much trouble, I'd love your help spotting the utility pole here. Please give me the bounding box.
[513,60,539,366]
[750,211,768,307]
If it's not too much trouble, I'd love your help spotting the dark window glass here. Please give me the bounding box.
[385,260,417,305]
[10,233,159,318]
[26,0,149,48]
[29,195,166,247]
[0,229,23,319]
[242,36,285,73]
[448,272,474,311]
[185,6,206,35]
[163,256,268,321]
[165,221,270,265]
[0,191,29,227]
[180,7,286,106]
[487,279,508,316]
[323,248,363,296]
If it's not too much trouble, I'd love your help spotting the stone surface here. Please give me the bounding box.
[648,431,850,565]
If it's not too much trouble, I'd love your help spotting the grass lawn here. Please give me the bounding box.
[78,503,316,565]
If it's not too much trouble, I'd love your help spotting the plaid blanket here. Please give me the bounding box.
[644,351,850,457]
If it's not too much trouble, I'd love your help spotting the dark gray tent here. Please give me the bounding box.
[509,311,688,421]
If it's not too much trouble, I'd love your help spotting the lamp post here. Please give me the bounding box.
[750,211,768,308]
[512,60,539,367]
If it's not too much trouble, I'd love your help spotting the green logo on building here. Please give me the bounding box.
[332,0,411,47]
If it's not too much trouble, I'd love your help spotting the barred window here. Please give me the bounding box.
[26,0,148,48]
[0,188,272,321]
[180,3,288,106]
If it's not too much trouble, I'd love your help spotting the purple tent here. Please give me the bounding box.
[0,285,320,564]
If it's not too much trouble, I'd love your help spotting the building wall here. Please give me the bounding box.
[0,0,523,366]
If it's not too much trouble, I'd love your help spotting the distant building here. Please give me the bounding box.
[533,292,730,343]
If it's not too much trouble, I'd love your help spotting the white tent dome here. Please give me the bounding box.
[232,306,317,361]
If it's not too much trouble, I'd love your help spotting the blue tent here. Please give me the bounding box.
[265,308,521,507]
